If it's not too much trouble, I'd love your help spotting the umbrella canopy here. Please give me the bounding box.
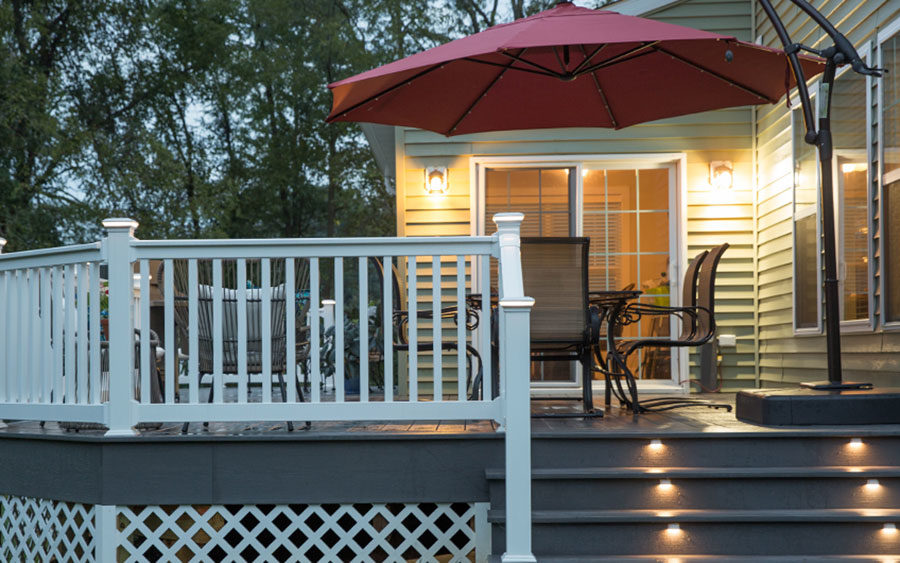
[327,1,824,135]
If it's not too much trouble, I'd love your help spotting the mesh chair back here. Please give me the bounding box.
[679,250,708,340]
[521,237,589,344]
[696,243,729,339]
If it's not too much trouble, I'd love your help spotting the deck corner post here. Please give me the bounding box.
[95,504,118,561]
[102,218,139,437]
[493,212,537,563]
[0,237,6,254]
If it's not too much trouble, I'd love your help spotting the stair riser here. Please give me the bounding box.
[533,437,900,468]
[492,522,900,556]
[490,478,900,511]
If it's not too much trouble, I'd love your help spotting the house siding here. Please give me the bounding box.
[394,0,757,392]
[754,0,900,385]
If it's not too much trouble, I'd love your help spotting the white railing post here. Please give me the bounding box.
[0,237,6,253]
[103,218,138,436]
[493,213,536,563]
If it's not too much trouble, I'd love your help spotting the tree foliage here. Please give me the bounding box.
[0,0,607,251]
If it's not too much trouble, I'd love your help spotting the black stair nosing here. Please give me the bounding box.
[485,466,900,480]
[487,508,900,524]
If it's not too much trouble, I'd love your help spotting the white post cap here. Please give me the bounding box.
[102,218,139,231]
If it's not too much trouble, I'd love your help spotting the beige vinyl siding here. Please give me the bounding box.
[754,0,900,386]
[645,0,753,40]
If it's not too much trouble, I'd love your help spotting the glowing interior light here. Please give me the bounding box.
[883,523,898,535]
[658,478,674,490]
[666,523,682,535]
[649,439,664,451]
[849,438,864,449]
[842,162,868,174]
[866,479,882,490]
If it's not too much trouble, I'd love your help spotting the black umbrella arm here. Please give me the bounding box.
[756,0,883,388]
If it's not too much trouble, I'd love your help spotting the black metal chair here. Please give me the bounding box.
[370,257,483,400]
[605,244,732,413]
[157,262,305,432]
[521,237,602,416]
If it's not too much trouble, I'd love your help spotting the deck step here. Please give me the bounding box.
[488,508,900,524]
[489,557,900,562]
[486,465,900,480]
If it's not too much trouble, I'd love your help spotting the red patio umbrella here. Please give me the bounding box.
[327,1,824,135]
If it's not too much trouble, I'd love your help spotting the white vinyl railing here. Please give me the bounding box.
[0,214,535,561]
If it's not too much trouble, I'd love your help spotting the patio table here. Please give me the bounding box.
[588,290,643,409]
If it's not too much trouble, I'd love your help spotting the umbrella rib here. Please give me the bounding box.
[578,44,618,129]
[577,41,659,76]
[329,63,445,120]
[571,44,607,75]
[449,50,524,134]
[463,57,559,78]
[655,46,773,102]
[498,50,565,78]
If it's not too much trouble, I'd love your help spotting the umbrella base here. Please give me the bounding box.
[736,388,900,426]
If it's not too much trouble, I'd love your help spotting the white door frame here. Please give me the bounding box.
[470,153,689,395]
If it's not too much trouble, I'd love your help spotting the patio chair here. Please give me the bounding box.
[608,244,732,413]
[370,257,483,400]
[521,237,602,416]
[157,262,304,432]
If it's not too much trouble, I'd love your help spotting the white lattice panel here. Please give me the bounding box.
[115,502,482,562]
[0,495,95,562]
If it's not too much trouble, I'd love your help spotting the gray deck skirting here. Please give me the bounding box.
[0,435,503,505]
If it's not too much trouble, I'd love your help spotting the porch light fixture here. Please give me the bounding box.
[849,438,864,449]
[648,439,664,451]
[666,523,682,536]
[883,523,898,535]
[658,478,673,490]
[425,166,448,195]
[709,160,733,190]
[866,479,882,490]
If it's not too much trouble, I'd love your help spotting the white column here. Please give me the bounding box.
[493,213,536,563]
[103,218,138,436]
[95,504,118,561]
[0,238,5,428]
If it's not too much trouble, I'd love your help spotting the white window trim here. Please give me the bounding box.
[834,44,876,333]
[792,84,824,335]
[878,21,900,330]
[470,153,689,394]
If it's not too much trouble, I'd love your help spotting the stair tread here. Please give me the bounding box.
[505,557,900,562]
[486,465,900,480]
[488,507,900,524]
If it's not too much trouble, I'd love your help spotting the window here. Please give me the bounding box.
[484,168,574,236]
[832,60,870,324]
[793,98,821,332]
[882,26,900,324]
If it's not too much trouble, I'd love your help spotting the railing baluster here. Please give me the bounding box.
[432,256,442,402]
[383,256,393,403]
[0,272,6,402]
[163,260,175,404]
[310,258,320,403]
[481,255,491,401]
[237,259,248,404]
[29,269,39,401]
[457,256,466,402]
[77,264,89,404]
[359,257,368,403]
[65,265,76,404]
[140,260,151,404]
[188,259,199,404]
[16,270,26,402]
[408,255,417,402]
[89,263,100,404]
[286,258,296,403]
[262,258,272,403]
[335,258,344,403]
[52,267,63,404]
[212,259,223,404]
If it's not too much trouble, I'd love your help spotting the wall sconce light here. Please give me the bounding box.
[710,160,733,190]
[425,166,448,195]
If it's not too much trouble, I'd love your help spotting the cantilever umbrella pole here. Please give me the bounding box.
[756,0,883,388]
